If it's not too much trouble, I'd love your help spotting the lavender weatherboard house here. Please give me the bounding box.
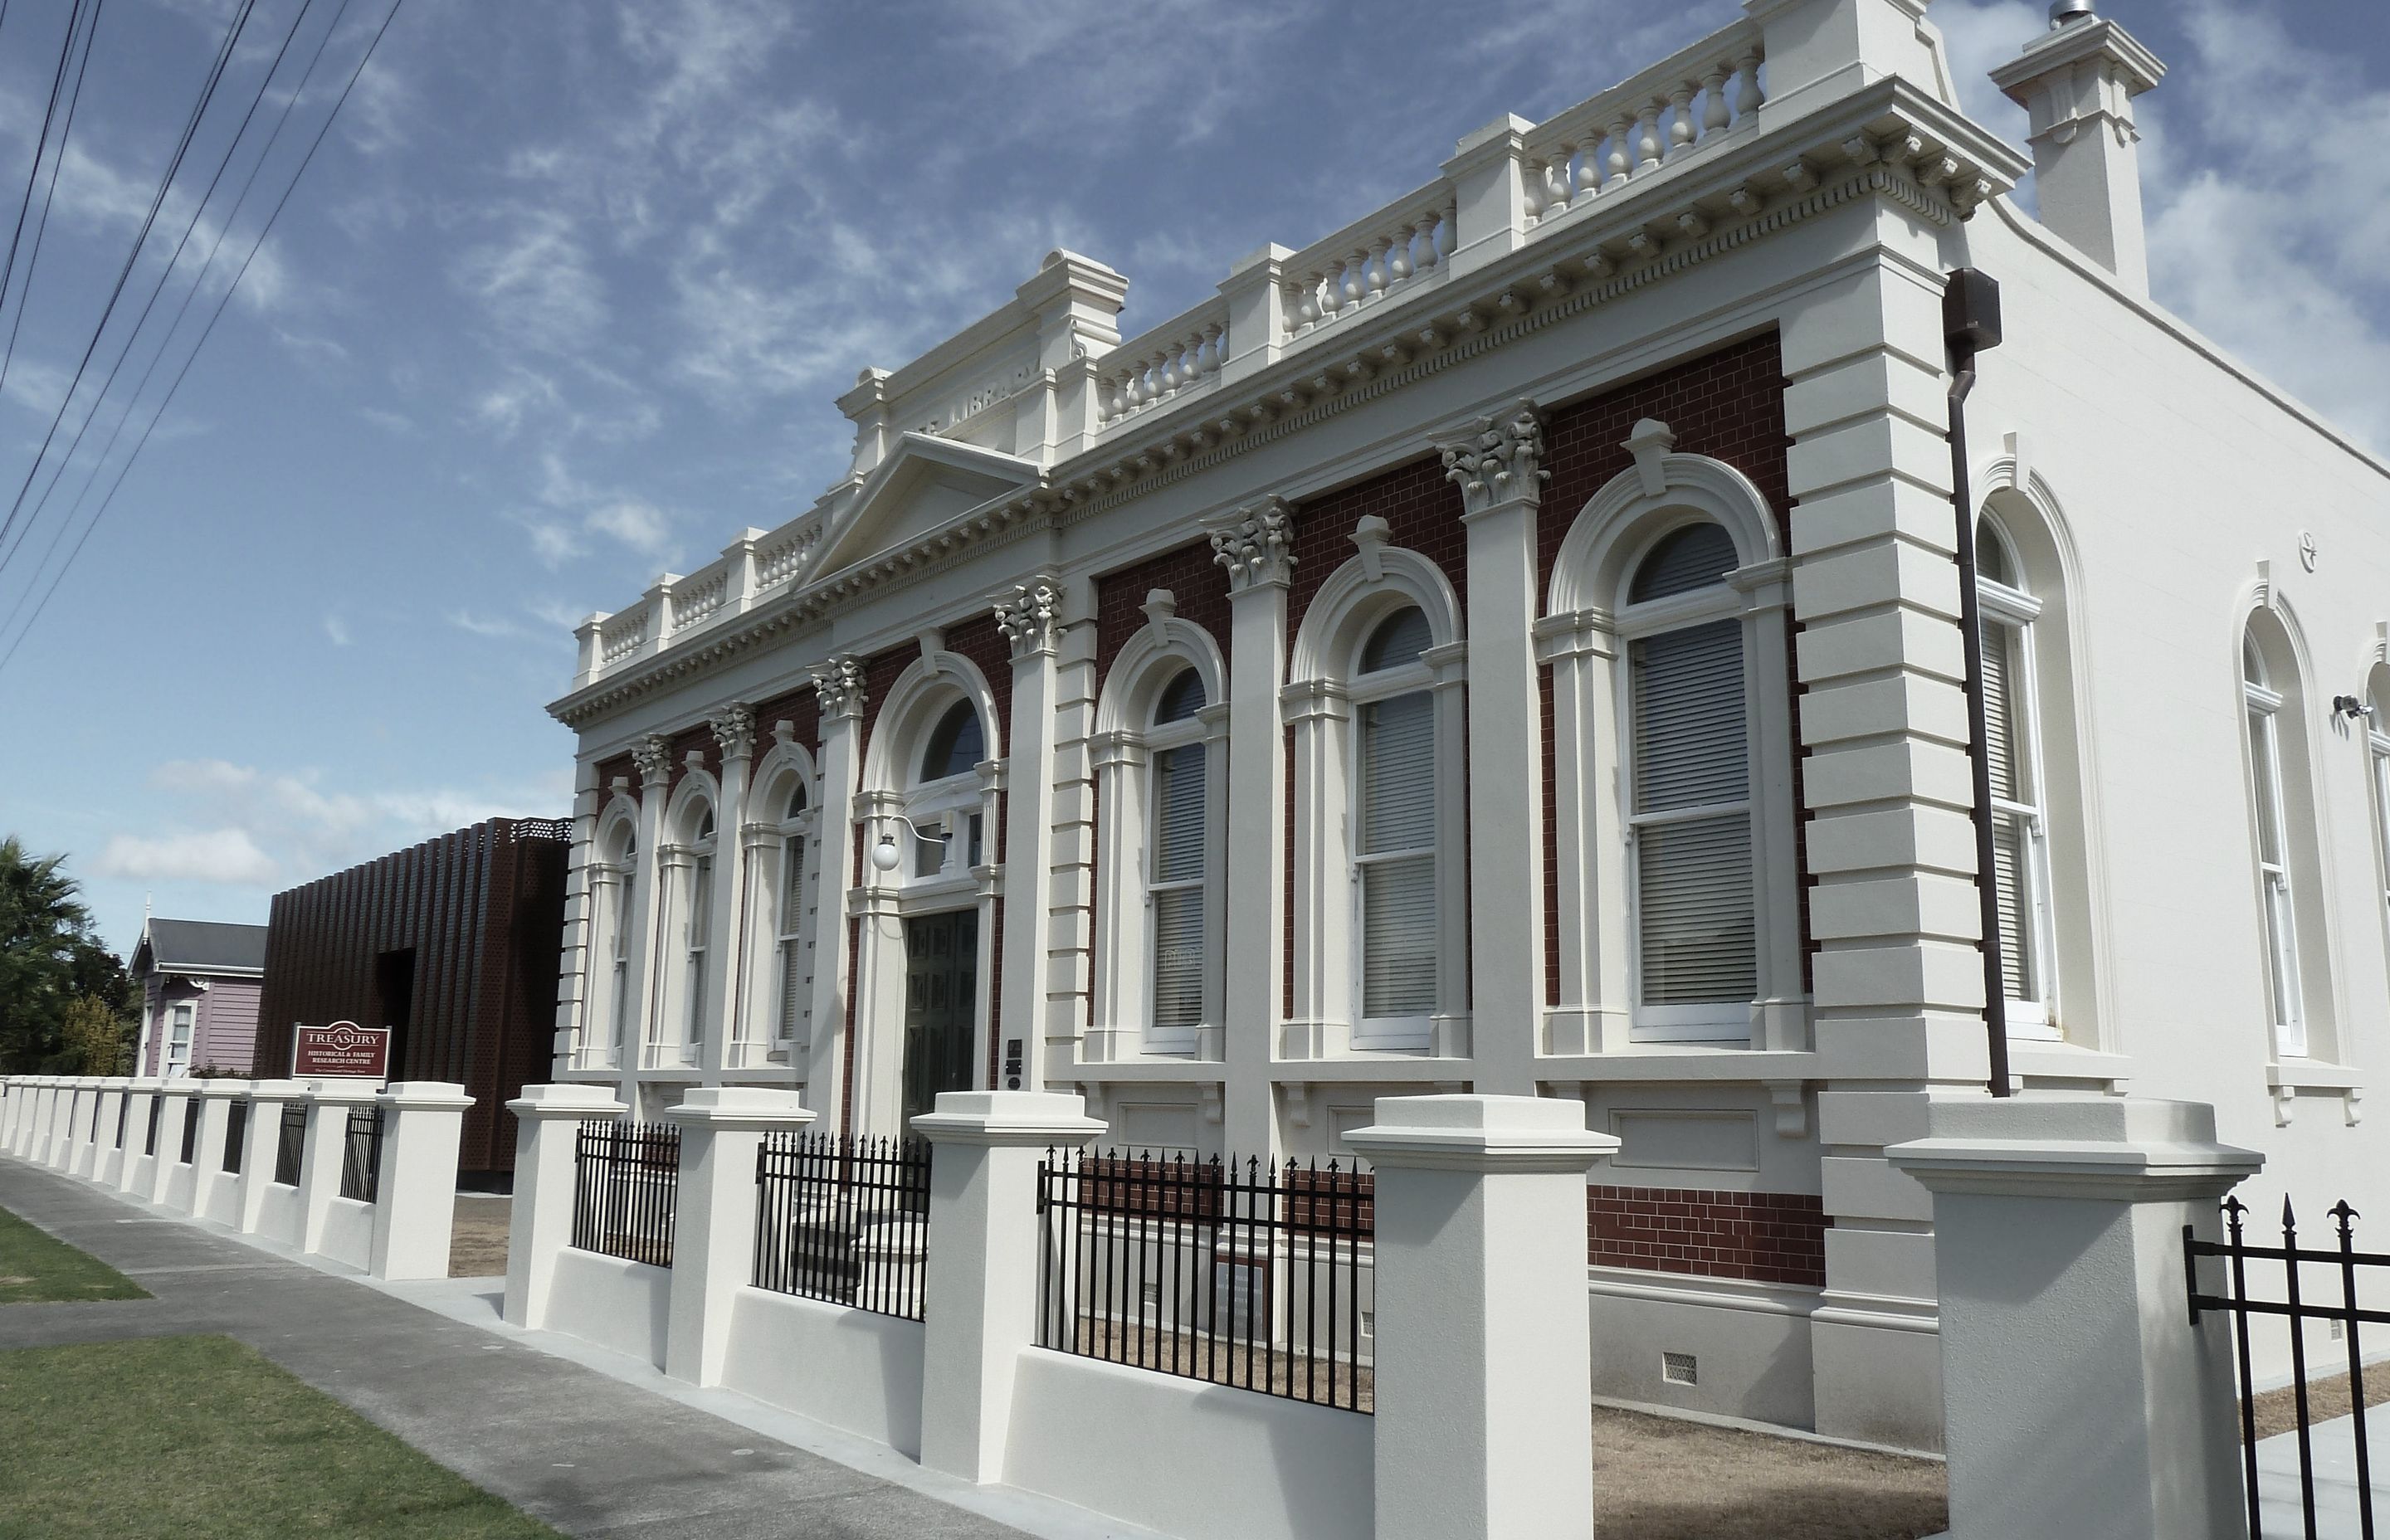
[130,918,267,1078]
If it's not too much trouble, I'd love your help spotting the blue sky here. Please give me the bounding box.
[0,0,2383,959]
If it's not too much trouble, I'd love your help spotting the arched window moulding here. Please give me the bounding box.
[1283,534,1469,1060]
[580,792,642,1070]
[655,768,722,1070]
[737,733,821,1073]
[1539,451,1803,1053]
[1086,606,1230,1061]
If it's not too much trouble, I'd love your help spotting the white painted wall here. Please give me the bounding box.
[542,1246,671,1368]
[719,1288,924,1455]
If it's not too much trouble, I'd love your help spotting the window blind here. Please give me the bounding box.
[1991,813,2033,1002]
[1150,744,1208,1030]
[778,837,806,1039]
[1629,617,1754,1006]
[1359,690,1436,1018]
[1154,746,1207,884]
[1629,621,1748,811]
[1635,814,1756,1003]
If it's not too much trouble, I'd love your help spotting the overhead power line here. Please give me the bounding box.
[0,0,407,678]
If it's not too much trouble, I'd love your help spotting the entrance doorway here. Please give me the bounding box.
[901,909,978,1128]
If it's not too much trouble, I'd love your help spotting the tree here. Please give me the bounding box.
[0,837,134,1073]
[57,995,129,1075]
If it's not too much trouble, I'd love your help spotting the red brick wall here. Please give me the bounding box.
[1093,539,1234,676]
[1284,454,1462,639]
[748,686,820,762]
[1588,1184,1827,1288]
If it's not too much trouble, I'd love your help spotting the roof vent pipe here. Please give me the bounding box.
[2049,0,2095,26]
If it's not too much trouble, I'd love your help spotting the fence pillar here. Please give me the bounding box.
[914,1089,1105,1484]
[298,1083,381,1254]
[239,1080,304,1234]
[45,1078,80,1168]
[115,1080,160,1194]
[664,1087,815,1386]
[1887,1095,2261,1540]
[90,1082,127,1185]
[1346,1094,1618,1540]
[63,1079,99,1176]
[370,1083,474,1279]
[147,1085,197,1205]
[505,1084,628,1329]
[0,1076,21,1149]
[192,1079,249,1219]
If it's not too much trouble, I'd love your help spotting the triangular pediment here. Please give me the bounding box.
[811,433,1041,580]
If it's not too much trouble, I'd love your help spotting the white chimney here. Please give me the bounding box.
[1988,1,2166,293]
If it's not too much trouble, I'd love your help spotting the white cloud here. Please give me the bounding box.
[323,613,350,646]
[452,210,611,354]
[358,407,416,434]
[448,610,524,639]
[92,829,279,887]
[587,497,672,557]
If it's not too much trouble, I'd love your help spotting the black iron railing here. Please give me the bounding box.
[754,1132,930,1320]
[339,1106,386,1203]
[572,1121,680,1268]
[223,1099,248,1174]
[178,1101,200,1166]
[1036,1150,1375,1414]
[274,1102,307,1187]
[144,1095,163,1157]
[2188,1195,2388,1539]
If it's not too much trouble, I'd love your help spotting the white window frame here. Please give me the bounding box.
[1347,643,1441,1048]
[1143,688,1221,1053]
[1978,557,2058,1039]
[2244,644,2305,1058]
[165,1001,195,1078]
[1614,563,1758,1041]
[772,790,817,1054]
[682,820,717,1050]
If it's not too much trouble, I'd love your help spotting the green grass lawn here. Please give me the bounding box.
[0,1335,563,1538]
[0,1205,147,1304]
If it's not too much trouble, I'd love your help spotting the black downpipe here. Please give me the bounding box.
[1944,269,2011,1097]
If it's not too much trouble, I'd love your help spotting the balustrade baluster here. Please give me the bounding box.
[1366,238,1392,300]
[1201,322,1225,377]
[1416,207,1443,270]
[1702,65,1732,139]
[1281,280,1306,338]
[1736,49,1765,119]
[1319,262,1344,321]
[1667,82,1698,158]
[1521,159,1547,225]
[1636,101,1664,171]
[1607,115,1634,186]
[1546,149,1573,214]
[1573,134,1602,203]
[1387,225,1414,286]
[1342,250,1368,311]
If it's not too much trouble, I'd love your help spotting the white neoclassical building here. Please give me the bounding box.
[543,0,2390,1448]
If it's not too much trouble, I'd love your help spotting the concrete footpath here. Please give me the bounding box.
[0,1160,1151,1540]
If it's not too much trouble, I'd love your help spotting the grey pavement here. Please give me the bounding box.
[0,1159,1149,1540]
[2258,1410,2390,1538]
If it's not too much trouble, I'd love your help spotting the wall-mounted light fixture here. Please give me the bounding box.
[868,812,949,872]
[2332,694,2373,722]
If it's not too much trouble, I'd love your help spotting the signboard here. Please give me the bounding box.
[291,1021,391,1079]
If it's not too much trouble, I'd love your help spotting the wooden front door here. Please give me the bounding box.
[902,909,978,1128]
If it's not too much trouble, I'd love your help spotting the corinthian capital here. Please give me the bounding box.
[993,576,1065,660]
[1205,495,1296,592]
[706,702,755,758]
[809,655,866,719]
[630,733,673,787]
[1439,398,1548,515]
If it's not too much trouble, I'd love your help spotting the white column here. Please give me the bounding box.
[624,733,674,1098]
[1206,501,1295,1158]
[1888,1097,2261,1540]
[148,1084,196,1202]
[807,657,866,1132]
[22,1077,59,1158]
[193,1079,249,1218]
[66,1078,102,1176]
[993,577,1066,1094]
[115,1079,159,1193]
[298,1083,380,1254]
[1441,406,1548,1093]
[371,1083,474,1279]
[1988,12,2165,294]
[504,1083,628,1329]
[702,704,757,1075]
[45,1079,81,1169]
[239,1080,304,1233]
[0,1077,21,1148]
[554,758,604,1072]
[1347,1094,1618,1540]
[662,1086,814,1385]
[90,1082,127,1184]
[913,1089,1104,1483]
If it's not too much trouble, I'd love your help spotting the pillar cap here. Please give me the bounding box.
[662,1086,815,1131]
[1887,1094,2262,1200]
[246,1078,308,1101]
[127,1077,167,1093]
[157,1079,202,1096]
[305,1079,385,1106]
[380,1081,474,1111]
[198,1079,253,1098]
[73,1076,105,1089]
[911,1090,1105,1148]
[507,1083,628,1122]
[1344,1094,1621,1173]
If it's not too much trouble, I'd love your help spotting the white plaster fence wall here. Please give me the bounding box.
[0,1075,472,1284]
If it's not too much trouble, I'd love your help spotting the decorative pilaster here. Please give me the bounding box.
[706,703,755,760]
[1209,497,1296,1158]
[631,734,672,787]
[807,655,866,1130]
[997,577,1071,1092]
[1437,400,1548,1094]
[1205,497,1296,592]
[624,734,674,1094]
[703,703,758,1072]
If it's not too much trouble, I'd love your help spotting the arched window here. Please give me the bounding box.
[1354,606,1439,1038]
[905,699,986,880]
[774,779,809,1047]
[1622,522,1755,1036]
[2243,633,2307,1055]
[1148,669,1209,1037]
[1977,516,2056,1036]
[922,700,985,782]
[683,807,717,1048]
[2371,675,2390,937]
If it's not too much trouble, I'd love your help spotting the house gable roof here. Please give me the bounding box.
[806,431,1041,583]
[134,918,267,978]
